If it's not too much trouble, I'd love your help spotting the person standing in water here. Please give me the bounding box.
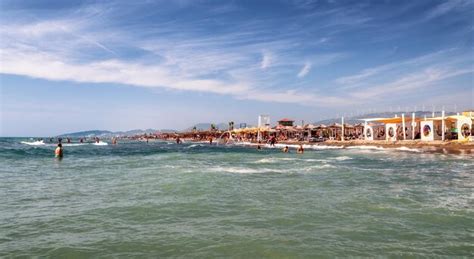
[282,146,289,153]
[55,143,63,158]
[297,144,304,154]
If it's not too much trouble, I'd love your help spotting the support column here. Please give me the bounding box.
[441,110,445,141]
[412,112,416,140]
[341,117,345,141]
[402,113,406,140]
[364,120,368,140]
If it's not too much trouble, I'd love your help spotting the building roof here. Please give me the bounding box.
[278,118,294,122]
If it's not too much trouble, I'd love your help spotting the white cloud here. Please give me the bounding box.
[260,52,272,69]
[351,67,474,99]
[297,62,311,78]
[425,0,473,20]
[0,47,249,95]
[335,49,462,87]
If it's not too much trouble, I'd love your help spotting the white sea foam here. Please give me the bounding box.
[303,164,336,171]
[209,166,286,174]
[93,141,108,146]
[186,144,206,149]
[254,157,299,163]
[306,145,344,150]
[347,145,386,151]
[21,140,45,146]
[394,146,421,153]
[333,156,352,161]
[61,143,87,147]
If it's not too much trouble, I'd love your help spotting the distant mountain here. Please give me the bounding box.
[58,130,113,137]
[58,128,177,137]
[313,111,455,125]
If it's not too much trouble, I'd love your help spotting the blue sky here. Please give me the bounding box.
[0,0,473,136]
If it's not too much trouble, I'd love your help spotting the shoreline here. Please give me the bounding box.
[263,140,474,155]
[203,139,474,155]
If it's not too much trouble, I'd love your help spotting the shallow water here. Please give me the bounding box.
[1,138,473,257]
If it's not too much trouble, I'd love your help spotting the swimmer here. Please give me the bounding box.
[257,144,261,150]
[297,144,304,154]
[55,143,63,158]
[282,146,289,153]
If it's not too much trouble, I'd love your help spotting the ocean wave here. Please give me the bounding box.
[332,156,352,161]
[21,140,45,146]
[306,145,344,150]
[394,146,421,153]
[93,141,108,146]
[302,164,336,171]
[61,143,87,147]
[209,166,286,174]
[186,144,205,149]
[347,145,386,151]
[254,157,299,163]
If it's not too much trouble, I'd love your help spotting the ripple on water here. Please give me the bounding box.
[0,138,473,257]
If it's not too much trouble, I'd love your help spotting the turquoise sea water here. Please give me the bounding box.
[0,138,473,257]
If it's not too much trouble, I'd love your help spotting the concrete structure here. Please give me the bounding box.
[420,120,441,141]
[277,118,294,127]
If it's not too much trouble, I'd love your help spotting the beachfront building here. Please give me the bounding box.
[364,123,386,141]
[419,111,473,141]
[420,119,443,141]
[457,111,473,141]
[278,118,294,127]
[328,123,342,140]
[361,110,474,142]
[361,114,421,141]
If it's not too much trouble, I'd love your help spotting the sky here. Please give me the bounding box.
[0,0,473,136]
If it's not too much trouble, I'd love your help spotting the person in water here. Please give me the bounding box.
[55,143,63,158]
[282,146,289,153]
[297,144,304,154]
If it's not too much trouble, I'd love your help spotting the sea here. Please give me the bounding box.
[0,137,473,257]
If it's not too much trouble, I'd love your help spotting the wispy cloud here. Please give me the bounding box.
[335,49,461,87]
[297,62,311,78]
[425,0,474,20]
[0,0,472,112]
[351,67,474,99]
[260,51,273,70]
